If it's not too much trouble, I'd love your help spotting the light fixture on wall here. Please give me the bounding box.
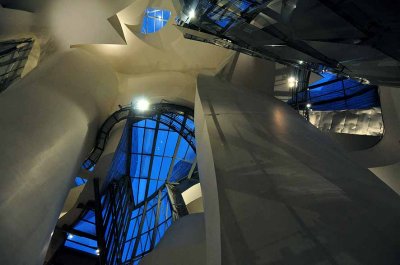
[288,76,298,88]
[188,9,196,20]
[133,98,150,111]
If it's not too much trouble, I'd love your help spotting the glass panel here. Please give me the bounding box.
[73,114,195,262]
[74,176,87,186]
[143,129,155,154]
[155,130,168,156]
[150,156,162,180]
[145,119,157,129]
[185,147,196,162]
[164,132,178,157]
[141,8,171,34]
[140,155,151,178]
[158,157,172,182]
[177,139,189,160]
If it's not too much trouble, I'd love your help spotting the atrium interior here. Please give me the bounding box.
[0,0,400,264]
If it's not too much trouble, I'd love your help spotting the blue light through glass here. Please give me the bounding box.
[64,210,98,255]
[288,72,380,111]
[141,8,171,34]
[74,176,87,186]
[65,113,196,263]
[121,188,172,263]
[130,115,195,206]
[65,235,98,255]
[215,17,231,28]
[123,114,195,262]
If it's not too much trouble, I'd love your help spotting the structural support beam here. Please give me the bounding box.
[144,115,161,198]
[132,201,148,257]
[150,189,162,249]
[94,178,107,265]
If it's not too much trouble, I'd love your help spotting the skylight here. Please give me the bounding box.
[141,8,171,34]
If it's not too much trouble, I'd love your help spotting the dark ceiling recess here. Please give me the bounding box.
[175,0,400,87]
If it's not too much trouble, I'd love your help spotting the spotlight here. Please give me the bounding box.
[67,234,74,240]
[133,98,150,111]
[299,60,304,64]
[288,76,297,88]
[306,103,312,108]
[96,249,100,255]
[188,9,196,19]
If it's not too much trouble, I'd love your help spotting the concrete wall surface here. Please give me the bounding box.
[140,213,206,265]
[195,74,400,265]
[0,49,118,265]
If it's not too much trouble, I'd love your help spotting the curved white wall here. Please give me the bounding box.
[350,86,400,168]
[116,71,197,108]
[195,73,400,265]
[0,49,118,265]
[140,214,206,265]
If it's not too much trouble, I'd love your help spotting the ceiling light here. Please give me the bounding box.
[288,76,297,88]
[134,98,150,111]
[188,9,196,19]
[265,44,285,47]
[306,103,312,108]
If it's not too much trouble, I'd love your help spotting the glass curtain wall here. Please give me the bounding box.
[64,110,196,265]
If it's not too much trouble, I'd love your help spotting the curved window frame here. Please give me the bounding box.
[64,104,198,265]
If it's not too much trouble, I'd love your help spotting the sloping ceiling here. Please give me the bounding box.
[74,0,233,75]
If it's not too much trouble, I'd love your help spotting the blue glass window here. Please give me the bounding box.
[130,115,195,204]
[64,210,98,255]
[141,8,171,34]
[121,189,172,263]
[124,114,195,261]
[288,72,380,111]
[66,113,196,263]
[215,17,232,28]
[65,235,98,255]
[74,176,88,186]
